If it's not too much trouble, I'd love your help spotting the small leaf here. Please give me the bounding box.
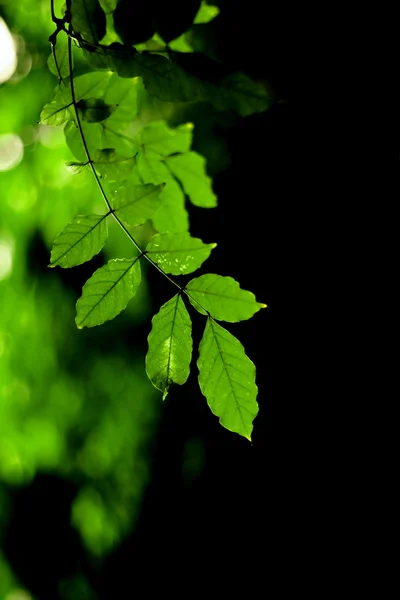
[146,232,216,275]
[76,257,141,328]
[139,120,193,156]
[198,318,258,439]
[194,2,220,24]
[110,183,164,226]
[146,294,192,398]
[71,0,107,44]
[100,125,138,157]
[64,121,102,162]
[40,101,72,126]
[93,148,136,181]
[76,97,116,123]
[47,35,70,79]
[166,151,217,208]
[53,72,112,108]
[65,161,88,174]
[186,274,266,322]
[136,152,189,232]
[49,214,108,268]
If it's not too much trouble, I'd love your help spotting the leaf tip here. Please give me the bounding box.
[185,122,194,130]
[48,263,55,268]
[162,388,169,401]
[210,242,217,249]
[260,303,268,309]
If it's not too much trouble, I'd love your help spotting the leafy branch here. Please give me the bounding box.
[43,0,267,439]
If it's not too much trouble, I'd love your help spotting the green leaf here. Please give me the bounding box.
[76,257,141,328]
[110,183,164,226]
[186,274,266,322]
[71,0,107,44]
[146,232,216,275]
[65,161,88,174]
[146,295,192,399]
[166,151,217,208]
[40,100,72,126]
[136,152,189,232]
[47,35,70,79]
[194,2,220,24]
[64,121,102,162]
[197,318,258,440]
[139,121,193,156]
[92,148,136,181]
[99,125,138,157]
[102,73,140,129]
[49,214,108,268]
[53,72,112,108]
[77,97,116,123]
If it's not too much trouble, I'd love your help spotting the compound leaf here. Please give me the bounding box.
[110,183,164,226]
[76,257,141,328]
[146,294,192,398]
[49,214,108,268]
[146,232,216,275]
[186,274,266,322]
[139,121,193,156]
[166,151,217,208]
[198,318,258,439]
[92,148,136,181]
[40,100,72,126]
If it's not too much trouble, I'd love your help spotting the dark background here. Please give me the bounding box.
[1,1,287,596]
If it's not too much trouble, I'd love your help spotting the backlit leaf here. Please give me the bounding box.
[40,100,72,126]
[92,148,136,181]
[146,232,216,275]
[198,318,258,439]
[71,0,107,44]
[186,274,266,322]
[77,97,116,123]
[166,151,217,208]
[194,2,220,24]
[49,214,108,268]
[64,121,102,162]
[47,35,70,79]
[139,121,193,156]
[76,258,141,328]
[110,183,164,226]
[146,295,192,398]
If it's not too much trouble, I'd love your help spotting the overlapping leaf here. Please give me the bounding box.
[65,121,102,162]
[49,214,108,268]
[76,258,141,328]
[166,152,217,207]
[139,121,193,156]
[186,274,266,322]
[47,35,70,79]
[146,295,192,398]
[77,98,116,123]
[110,183,164,226]
[198,318,258,439]
[92,148,136,181]
[71,0,107,44]
[146,232,216,275]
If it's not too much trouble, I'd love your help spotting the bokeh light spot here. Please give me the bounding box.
[0,240,14,281]
[0,134,24,171]
[0,18,17,83]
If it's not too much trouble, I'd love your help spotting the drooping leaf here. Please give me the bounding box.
[113,0,155,45]
[49,214,108,268]
[197,318,258,440]
[146,294,192,398]
[39,100,73,126]
[71,0,107,44]
[64,121,102,162]
[65,161,88,174]
[194,2,220,24]
[47,35,70,79]
[92,148,136,181]
[154,0,201,43]
[110,183,164,226]
[136,152,189,232]
[139,121,193,156]
[186,274,266,322]
[76,257,141,328]
[146,232,216,275]
[77,97,116,123]
[166,151,217,208]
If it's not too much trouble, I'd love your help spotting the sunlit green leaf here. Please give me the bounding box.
[49,214,108,268]
[110,183,164,226]
[40,100,72,126]
[139,121,193,156]
[194,2,220,24]
[136,152,189,232]
[102,73,140,129]
[76,258,141,328]
[99,125,138,157]
[53,72,112,108]
[47,35,70,79]
[93,148,136,181]
[198,318,258,440]
[146,232,216,275]
[77,97,116,123]
[166,151,217,208]
[186,274,266,322]
[64,121,102,162]
[146,295,192,398]
[71,0,107,44]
